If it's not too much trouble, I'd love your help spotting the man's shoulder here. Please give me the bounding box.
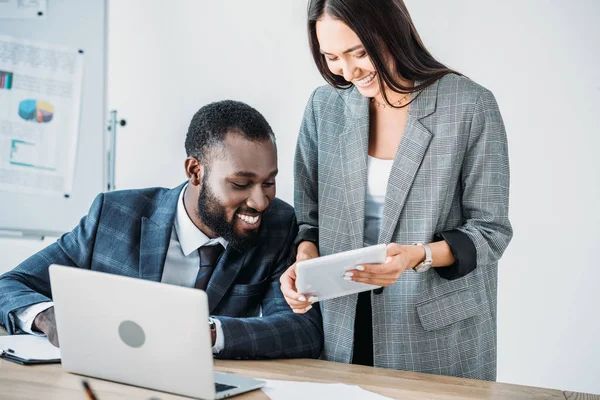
[103,186,168,206]
[99,185,180,221]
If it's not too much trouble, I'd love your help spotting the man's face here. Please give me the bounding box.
[193,133,277,251]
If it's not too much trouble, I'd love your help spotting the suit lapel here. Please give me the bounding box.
[139,183,184,282]
[377,118,433,244]
[205,246,248,313]
[377,80,439,245]
[339,87,370,250]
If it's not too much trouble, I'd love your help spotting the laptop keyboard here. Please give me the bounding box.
[215,382,238,393]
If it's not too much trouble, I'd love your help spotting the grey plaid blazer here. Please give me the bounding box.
[294,74,512,380]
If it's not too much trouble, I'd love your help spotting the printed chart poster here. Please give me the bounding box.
[0,35,83,197]
[0,0,47,19]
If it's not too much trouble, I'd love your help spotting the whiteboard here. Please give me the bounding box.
[0,0,106,238]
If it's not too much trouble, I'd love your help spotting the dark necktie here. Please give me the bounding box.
[194,243,224,290]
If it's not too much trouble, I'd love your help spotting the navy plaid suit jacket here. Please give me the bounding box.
[0,183,323,359]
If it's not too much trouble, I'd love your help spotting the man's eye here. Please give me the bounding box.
[231,182,250,189]
[263,181,275,187]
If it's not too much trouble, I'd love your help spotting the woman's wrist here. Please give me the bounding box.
[393,241,456,269]
[405,244,426,269]
[407,240,455,268]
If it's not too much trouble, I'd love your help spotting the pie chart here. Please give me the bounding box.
[18,99,54,123]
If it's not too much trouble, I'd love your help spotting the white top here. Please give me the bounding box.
[364,156,394,246]
[15,184,228,353]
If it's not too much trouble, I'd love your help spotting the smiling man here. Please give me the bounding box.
[0,100,323,360]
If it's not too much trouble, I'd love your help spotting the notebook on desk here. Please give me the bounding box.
[0,334,61,365]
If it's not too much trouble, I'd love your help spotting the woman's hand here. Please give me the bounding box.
[280,241,320,314]
[343,243,425,287]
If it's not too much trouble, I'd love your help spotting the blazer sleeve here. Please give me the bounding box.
[293,89,320,249]
[455,89,513,268]
[213,215,324,360]
[0,194,104,334]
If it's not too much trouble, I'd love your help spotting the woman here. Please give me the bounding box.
[280,0,512,380]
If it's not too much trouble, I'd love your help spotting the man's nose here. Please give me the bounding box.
[247,186,269,212]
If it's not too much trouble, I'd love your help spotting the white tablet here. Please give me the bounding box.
[295,244,387,302]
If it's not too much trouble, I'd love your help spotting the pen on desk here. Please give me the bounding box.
[81,379,99,400]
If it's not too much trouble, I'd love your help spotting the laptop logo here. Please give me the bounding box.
[118,320,146,348]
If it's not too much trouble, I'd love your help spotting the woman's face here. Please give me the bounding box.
[316,14,381,98]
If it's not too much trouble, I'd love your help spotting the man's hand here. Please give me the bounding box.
[280,241,319,314]
[209,319,217,346]
[32,306,59,348]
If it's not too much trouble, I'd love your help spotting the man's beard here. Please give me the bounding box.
[196,177,263,252]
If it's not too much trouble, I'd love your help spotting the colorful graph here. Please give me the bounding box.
[0,70,13,89]
[18,99,55,123]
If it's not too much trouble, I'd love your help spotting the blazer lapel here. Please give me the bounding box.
[205,246,248,313]
[339,87,370,250]
[378,80,439,245]
[139,183,184,281]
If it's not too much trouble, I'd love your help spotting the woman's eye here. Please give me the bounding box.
[355,51,367,58]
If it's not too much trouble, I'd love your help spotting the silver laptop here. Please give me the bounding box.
[48,264,265,399]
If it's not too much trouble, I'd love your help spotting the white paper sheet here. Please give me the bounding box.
[261,379,394,400]
[0,334,60,361]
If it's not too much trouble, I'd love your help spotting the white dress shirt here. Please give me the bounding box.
[15,184,228,353]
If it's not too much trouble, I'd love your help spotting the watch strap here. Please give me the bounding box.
[412,243,432,272]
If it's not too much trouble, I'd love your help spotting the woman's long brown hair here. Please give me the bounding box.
[308,0,460,108]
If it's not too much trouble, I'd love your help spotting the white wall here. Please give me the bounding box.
[107,0,324,203]
[404,0,600,394]
[1,0,598,395]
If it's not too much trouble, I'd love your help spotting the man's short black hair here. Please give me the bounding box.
[185,100,275,163]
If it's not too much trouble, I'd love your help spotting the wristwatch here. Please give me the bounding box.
[412,243,432,273]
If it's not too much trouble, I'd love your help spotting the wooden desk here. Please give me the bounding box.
[0,328,597,400]
[0,358,563,400]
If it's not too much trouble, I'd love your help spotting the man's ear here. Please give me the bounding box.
[184,157,204,186]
